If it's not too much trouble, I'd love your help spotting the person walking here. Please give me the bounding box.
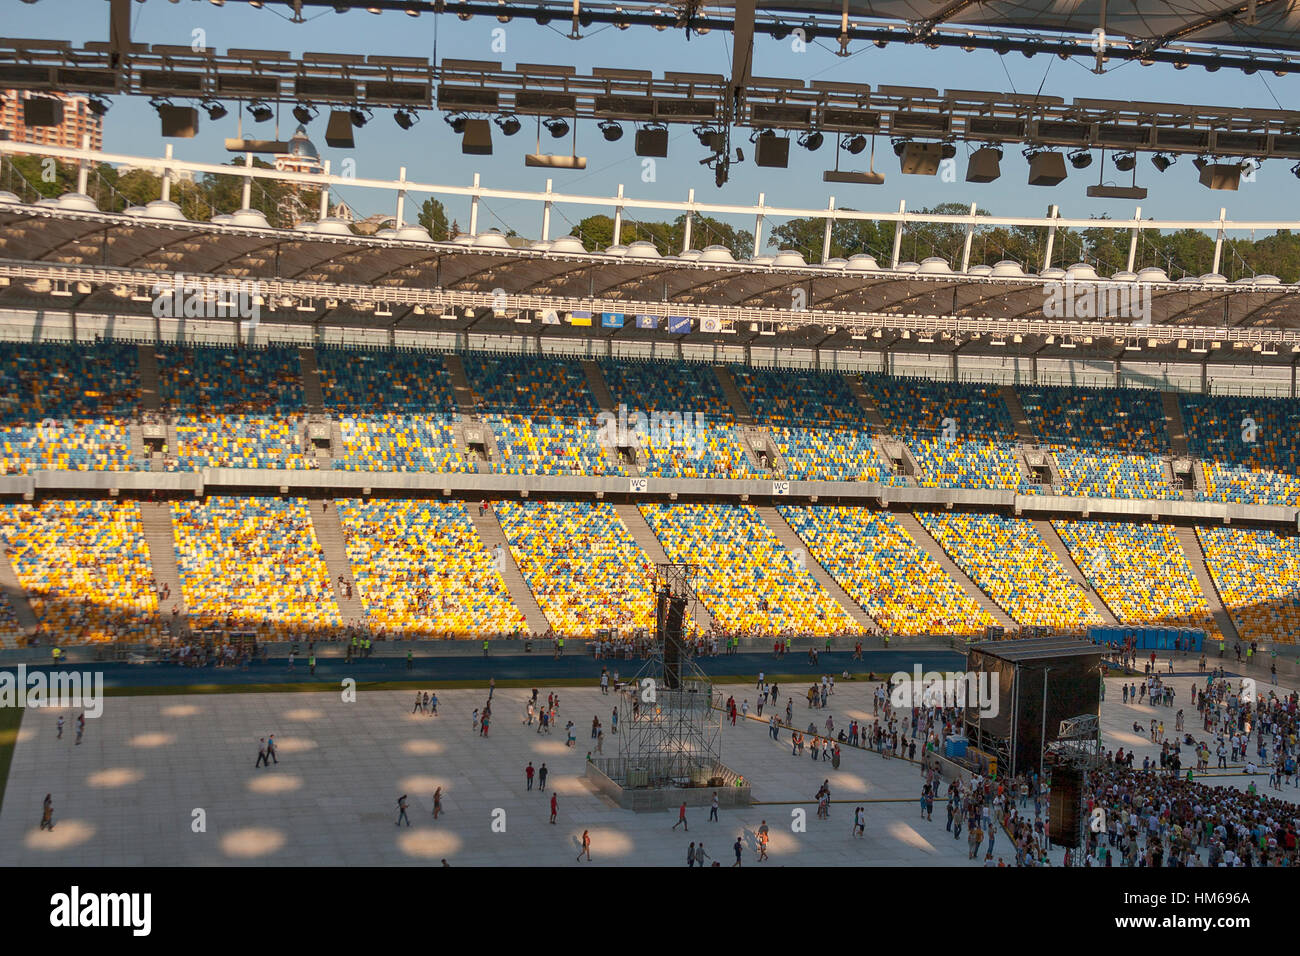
[432,786,443,820]
[687,841,696,867]
[40,794,54,831]
[266,735,278,765]
[550,793,558,825]
[539,763,549,791]
[732,836,744,866]
[396,794,411,827]
[56,716,63,740]
[255,738,269,768]
[709,792,719,823]
[576,829,591,862]
[673,801,689,831]
[525,762,535,791]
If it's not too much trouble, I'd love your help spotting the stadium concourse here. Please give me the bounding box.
[0,340,1294,651]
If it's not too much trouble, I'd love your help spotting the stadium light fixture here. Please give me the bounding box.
[1151,153,1174,172]
[599,120,624,142]
[1114,152,1136,172]
[394,109,418,130]
[544,117,570,138]
[203,100,228,121]
[495,115,522,136]
[842,134,867,155]
[798,130,825,151]
[1069,149,1093,169]
[247,101,274,123]
[350,106,373,128]
[86,96,110,117]
[293,103,317,124]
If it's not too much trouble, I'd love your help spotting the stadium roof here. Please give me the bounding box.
[1,197,1296,321]
[749,0,1300,54]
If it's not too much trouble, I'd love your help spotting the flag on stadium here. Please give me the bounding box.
[635,314,659,329]
[569,310,593,326]
[540,309,561,325]
[667,315,691,333]
[700,316,722,333]
[601,312,625,329]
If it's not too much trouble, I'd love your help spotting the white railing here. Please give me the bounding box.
[4,140,1300,272]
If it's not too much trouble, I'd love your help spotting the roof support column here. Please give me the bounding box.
[1126,205,1142,272]
[682,188,694,253]
[1211,207,1226,275]
[890,199,905,269]
[541,179,553,241]
[1042,204,1059,272]
[822,196,835,263]
[960,201,976,273]
[469,173,480,236]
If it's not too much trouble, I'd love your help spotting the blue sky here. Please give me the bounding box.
[12,1,1300,247]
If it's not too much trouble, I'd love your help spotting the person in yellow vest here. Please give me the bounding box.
[51,646,61,664]
[1219,639,1225,658]
[483,638,490,658]
[557,637,565,657]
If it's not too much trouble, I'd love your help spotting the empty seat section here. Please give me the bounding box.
[1054,520,1218,635]
[641,502,857,635]
[338,499,527,637]
[919,512,1101,629]
[496,500,655,635]
[732,366,889,481]
[317,347,470,472]
[781,505,993,636]
[158,344,307,470]
[601,360,760,478]
[2,500,161,643]
[1198,525,1300,643]
[462,352,610,475]
[172,497,339,638]
[0,341,138,473]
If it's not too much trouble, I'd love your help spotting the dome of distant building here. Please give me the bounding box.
[275,125,323,176]
[288,125,319,161]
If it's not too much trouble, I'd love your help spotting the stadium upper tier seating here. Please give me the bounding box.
[317,347,472,473]
[1018,385,1177,499]
[462,352,613,476]
[496,500,654,636]
[1198,526,1300,644]
[864,376,1035,492]
[1053,520,1218,635]
[600,360,761,479]
[0,341,139,474]
[780,505,994,636]
[1181,393,1300,506]
[158,345,308,470]
[641,502,859,635]
[919,513,1101,629]
[731,366,893,482]
[172,497,339,638]
[338,499,528,637]
[2,501,162,643]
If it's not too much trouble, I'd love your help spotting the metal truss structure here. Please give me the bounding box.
[609,562,724,789]
[4,36,1300,167]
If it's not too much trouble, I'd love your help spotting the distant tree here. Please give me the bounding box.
[418,197,450,241]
